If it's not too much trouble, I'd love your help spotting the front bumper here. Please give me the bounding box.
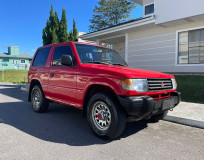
[118,91,181,120]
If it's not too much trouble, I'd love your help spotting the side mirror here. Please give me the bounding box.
[61,55,73,66]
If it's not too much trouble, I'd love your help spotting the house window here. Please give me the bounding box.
[2,58,9,62]
[145,4,154,15]
[21,60,25,64]
[178,28,204,64]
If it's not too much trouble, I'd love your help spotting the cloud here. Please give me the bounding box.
[31,49,36,52]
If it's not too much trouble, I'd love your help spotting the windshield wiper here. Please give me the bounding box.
[86,61,127,67]
[86,61,110,65]
[112,63,127,67]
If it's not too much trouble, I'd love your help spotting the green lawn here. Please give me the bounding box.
[175,75,204,104]
[0,70,28,84]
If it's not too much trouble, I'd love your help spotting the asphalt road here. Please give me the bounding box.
[0,85,204,160]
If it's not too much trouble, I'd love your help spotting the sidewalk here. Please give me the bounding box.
[18,84,204,129]
[164,102,204,129]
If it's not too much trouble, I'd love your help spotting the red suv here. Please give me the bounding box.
[27,42,180,139]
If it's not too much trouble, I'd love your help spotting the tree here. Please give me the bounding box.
[69,30,74,42]
[42,5,70,45]
[42,20,50,45]
[59,8,69,42]
[42,4,59,45]
[69,18,78,42]
[89,0,136,32]
[72,18,78,41]
[54,11,60,38]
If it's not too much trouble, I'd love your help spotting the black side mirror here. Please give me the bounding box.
[61,55,73,66]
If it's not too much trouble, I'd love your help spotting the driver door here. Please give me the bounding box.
[47,44,77,106]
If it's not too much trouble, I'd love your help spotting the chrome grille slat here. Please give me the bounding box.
[149,86,172,89]
[148,80,172,83]
[148,83,172,86]
[147,79,173,91]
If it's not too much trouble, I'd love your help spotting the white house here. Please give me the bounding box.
[80,0,204,74]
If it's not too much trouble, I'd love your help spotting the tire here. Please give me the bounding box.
[31,85,49,113]
[149,111,168,122]
[87,93,126,139]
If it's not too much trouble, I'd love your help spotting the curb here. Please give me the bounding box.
[19,85,27,92]
[163,115,204,129]
[20,87,27,92]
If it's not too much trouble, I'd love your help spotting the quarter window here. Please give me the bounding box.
[32,47,51,66]
[52,46,74,66]
[178,29,204,64]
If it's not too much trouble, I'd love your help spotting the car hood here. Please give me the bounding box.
[84,64,174,79]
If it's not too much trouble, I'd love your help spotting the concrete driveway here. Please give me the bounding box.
[0,85,204,160]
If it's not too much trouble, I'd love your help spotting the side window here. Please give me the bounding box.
[32,47,51,66]
[52,45,74,66]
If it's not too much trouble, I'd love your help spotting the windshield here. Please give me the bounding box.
[75,43,127,66]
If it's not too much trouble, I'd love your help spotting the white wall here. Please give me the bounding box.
[127,19,204,73]
[155,0,204,24]
[112,42,125,59]
[132,0,153,5]
[78,32,96,44]
[143,0,153,5]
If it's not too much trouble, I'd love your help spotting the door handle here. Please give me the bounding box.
[50,73,54,77]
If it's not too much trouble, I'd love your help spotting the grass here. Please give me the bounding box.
[175,75,204,104]
[0,70,203,104]
[0,70,28,84]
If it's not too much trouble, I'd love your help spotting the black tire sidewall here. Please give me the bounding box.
[87,93,122,138]
[31,85,44,112]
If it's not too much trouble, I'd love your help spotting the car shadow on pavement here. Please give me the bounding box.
[0,85,148,146]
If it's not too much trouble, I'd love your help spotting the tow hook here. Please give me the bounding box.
[170,109,173,111]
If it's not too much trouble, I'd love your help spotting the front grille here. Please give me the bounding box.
[147,79,173,92]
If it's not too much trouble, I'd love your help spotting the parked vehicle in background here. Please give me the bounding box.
[26,42,180,139]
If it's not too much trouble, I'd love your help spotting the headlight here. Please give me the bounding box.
[122,78,148,93]
[171,78,177,90]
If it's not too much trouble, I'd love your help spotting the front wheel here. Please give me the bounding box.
[87,93,126,139]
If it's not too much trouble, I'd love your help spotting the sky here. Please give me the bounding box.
[0,0,142,56]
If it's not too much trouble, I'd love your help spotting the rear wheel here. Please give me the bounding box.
[31,85,49,113]
[87,93,126,139]
[149,111,168,122]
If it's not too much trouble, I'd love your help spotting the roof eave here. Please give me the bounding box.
[80,16,155,40]
[131,0,144,5]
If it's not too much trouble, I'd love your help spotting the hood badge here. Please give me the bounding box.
[161,82,165,88]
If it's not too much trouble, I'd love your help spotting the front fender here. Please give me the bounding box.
[85,77,123,95]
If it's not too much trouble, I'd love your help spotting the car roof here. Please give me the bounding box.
[74,42,110,49]
[37,41,110,51]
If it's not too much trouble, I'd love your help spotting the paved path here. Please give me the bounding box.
[168,102,204,122]
[0,84,204,160]
[165,101,204,129]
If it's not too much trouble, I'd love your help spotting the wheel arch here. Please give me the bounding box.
[82,84,119,117]
[28,79,42,102]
